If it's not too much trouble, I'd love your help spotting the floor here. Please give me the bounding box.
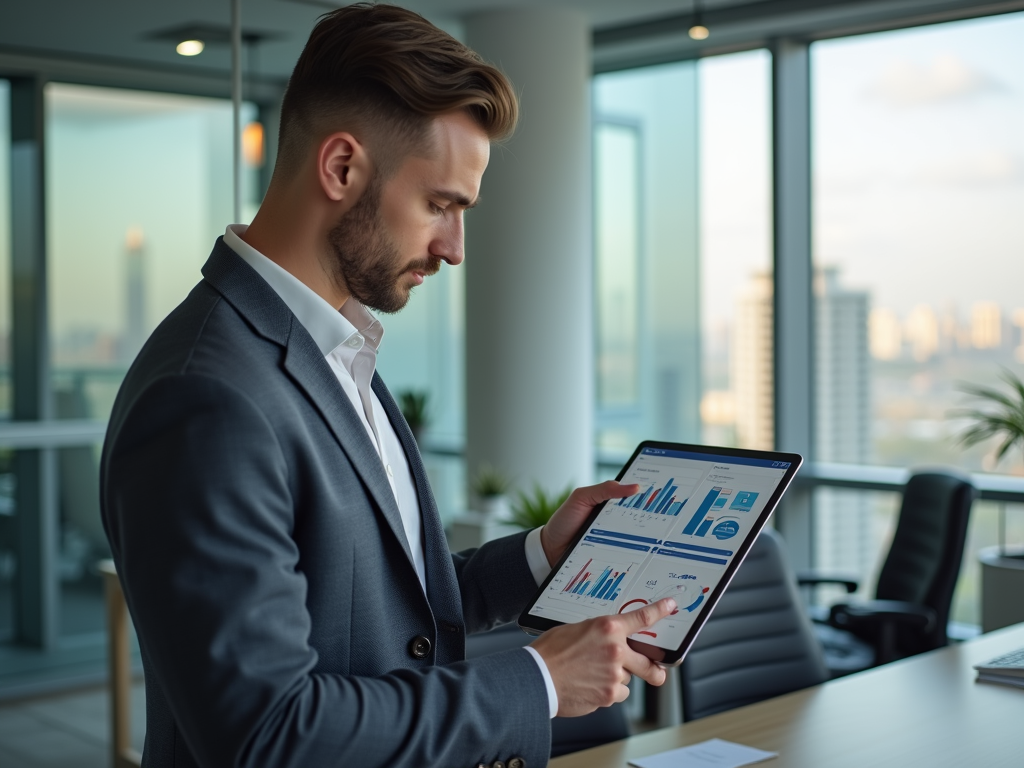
[0,680,146,768]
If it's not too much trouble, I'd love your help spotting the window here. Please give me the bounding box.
[592,61,701,458]
[43,84,259,640]
[698,50,773,451]
[592,52,773,463]
[812,13,1024,621]
[46,84,260,423]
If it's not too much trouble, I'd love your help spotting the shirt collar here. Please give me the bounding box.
[223,225,384,358]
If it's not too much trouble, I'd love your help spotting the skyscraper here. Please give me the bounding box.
[732,272,774,452]
[731,267,873,577]
[122,227,146,363]
[814,267,872,577]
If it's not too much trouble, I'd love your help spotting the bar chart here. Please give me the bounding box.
[559,557,636,603]
[615,478,686,516]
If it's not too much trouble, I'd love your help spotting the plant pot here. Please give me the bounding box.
[979,545,1024,633]
[477,494,511,521]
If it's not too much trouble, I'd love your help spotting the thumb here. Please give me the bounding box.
[618,597,677,633]
[575,480,640,506]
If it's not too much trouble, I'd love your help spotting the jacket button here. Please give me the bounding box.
[409,635,431,659]
[508,759,526,768]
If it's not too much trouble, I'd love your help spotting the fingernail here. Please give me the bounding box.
[665,599,677,612]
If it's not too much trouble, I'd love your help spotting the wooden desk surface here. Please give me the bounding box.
[550,623,1024,768]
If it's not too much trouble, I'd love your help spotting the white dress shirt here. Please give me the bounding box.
[223,226,558,717]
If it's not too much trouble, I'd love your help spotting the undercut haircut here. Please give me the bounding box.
[277,3,518,178]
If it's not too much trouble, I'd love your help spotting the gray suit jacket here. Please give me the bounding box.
[100,239,551,768]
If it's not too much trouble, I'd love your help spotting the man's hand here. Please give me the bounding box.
[529,598,677,717]
[539,481,640,567]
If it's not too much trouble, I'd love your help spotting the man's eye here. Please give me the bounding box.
[429,202,445,215]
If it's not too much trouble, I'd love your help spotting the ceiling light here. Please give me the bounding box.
[243,122,266,168]
[176,39,205,56]
[689,0,709,41]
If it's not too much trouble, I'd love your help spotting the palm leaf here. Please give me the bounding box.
[952,367,1024,464]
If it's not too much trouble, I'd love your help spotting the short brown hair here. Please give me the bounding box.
[277,3,518,176]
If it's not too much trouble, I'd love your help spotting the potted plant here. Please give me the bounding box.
[471,465,512,519]
[956,368,1024,632]
[397,390,429,444]
[509,483,573,530]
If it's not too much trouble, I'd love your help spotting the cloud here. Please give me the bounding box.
[864,54,1003,106]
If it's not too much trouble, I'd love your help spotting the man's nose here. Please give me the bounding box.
[431,218,465,266]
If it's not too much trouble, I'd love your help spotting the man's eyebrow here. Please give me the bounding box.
[434,189,480,209]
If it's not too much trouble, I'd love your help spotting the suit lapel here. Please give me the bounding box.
[201,240,417,570]
[372,375,464,633]
[282,332,416,567]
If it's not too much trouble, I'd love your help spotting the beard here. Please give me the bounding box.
[326,178,441,314]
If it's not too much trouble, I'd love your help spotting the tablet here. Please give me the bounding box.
[518,441,802,666]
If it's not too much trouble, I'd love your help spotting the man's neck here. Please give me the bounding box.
[241,188,350,311]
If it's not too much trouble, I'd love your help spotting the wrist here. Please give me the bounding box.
[539,525,558,567]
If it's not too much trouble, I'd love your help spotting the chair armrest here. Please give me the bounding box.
[796,570,860,593]
[828,599,936,634]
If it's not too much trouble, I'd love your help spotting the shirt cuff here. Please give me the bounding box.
[524,526,553,586]
[523,646,559,718]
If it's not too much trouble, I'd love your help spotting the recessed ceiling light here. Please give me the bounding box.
[688,25,710,41]
[176,39,205,56]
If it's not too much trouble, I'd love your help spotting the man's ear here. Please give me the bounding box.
[317,132,372,204]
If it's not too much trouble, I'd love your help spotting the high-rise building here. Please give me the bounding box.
[814,267,872,577]
[122,227,146,363]
[732,272,774,451]
[971,302,1002,350]
[905,304,940,361]
[868,307,901,360]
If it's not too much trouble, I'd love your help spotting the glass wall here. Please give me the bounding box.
[592,62,702,458]
[698,50,774,451]
[813,13,1024,473]
[592,52,773,466]
[46,84,259,424]
[811,13,1024,611]
[44,84,258,640]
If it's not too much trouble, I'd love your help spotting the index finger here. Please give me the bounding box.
[617,597,677,633]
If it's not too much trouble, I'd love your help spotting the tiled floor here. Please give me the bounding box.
[0,681,145,768]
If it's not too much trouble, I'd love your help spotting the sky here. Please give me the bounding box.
[812,12,1024,317]
[699,11,1024,330]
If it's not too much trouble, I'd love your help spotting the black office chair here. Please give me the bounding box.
[681,527,829,721]
[799,470,976,676]
[465,623,630,757]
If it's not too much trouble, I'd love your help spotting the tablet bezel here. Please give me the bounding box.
[517,440,803,666]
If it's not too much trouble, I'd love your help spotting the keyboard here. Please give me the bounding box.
[974,648,1024,688]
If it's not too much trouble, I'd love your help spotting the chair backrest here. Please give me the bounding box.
[875,471,975,653]
[681,527,828,722]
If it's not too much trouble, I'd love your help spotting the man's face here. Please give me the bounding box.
[327,111,490,313]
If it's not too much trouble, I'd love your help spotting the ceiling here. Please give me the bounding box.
[0,0,1018,93]
[0,0,752,86]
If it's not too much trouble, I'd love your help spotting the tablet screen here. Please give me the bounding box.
[525,446,794,651]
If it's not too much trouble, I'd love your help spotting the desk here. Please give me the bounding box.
[550,623,1024,768]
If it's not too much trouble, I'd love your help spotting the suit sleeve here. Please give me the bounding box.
[102,373,550,768]
[452,530,542,634]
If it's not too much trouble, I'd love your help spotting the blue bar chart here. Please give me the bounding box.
[616,479,685,516]
[681,487,722,536]
[559,557,635,603]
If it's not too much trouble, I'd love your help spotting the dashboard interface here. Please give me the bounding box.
[527,447,792,650]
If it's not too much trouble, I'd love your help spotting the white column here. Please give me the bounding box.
[463,9,593,497]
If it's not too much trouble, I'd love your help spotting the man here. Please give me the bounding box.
[101,5,675,767]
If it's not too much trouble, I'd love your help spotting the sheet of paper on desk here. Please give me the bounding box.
[628,738,778,768]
